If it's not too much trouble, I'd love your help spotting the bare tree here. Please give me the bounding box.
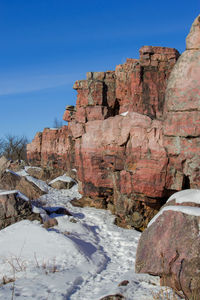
[2,135,28,161]
[0,138,5,156]
[53,117,63,128]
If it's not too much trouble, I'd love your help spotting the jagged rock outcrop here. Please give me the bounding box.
[116,47,179,119]
[27,15,200,229]
[27,126,75,172]
[27,45,179,229]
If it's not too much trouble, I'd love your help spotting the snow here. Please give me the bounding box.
[6,169,20,177]
[167,188,200,204]
[0,190,29,201]
[49,174,76,185]
[0,169,179,300]
[120,111,129,117]
[25,166,42,171]
[0,189,19,196]
[16,169,29,176]
[148,205,200,228]
[148,189,200,228]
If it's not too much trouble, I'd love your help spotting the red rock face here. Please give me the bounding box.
[164,14,200,191]
[116,47,179,119]
[27,126,75,171]
[27,42,185,228]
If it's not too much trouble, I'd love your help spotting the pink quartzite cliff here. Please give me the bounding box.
[27,16,200,229]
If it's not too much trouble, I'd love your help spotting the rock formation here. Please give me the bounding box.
[135,189,200,299]
[0,166,46,201]
[27,126,75,172]
[27,15,200,229]
[0,190,42,230]
[164,14,200,191]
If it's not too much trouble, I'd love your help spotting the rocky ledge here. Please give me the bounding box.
[27,15,200,230]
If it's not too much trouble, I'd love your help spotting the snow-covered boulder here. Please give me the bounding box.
[135,189,200,299]
[0,190,42,229]
[49,175,75,190]
[26,166,65,181]
[0,168,46,200]
[26,166,44,179]
[16,176,46,200]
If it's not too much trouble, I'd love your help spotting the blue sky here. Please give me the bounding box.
[0,0,199,141]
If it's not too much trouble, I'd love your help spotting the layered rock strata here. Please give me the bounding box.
[27,16,200,229]
[27,126,75,172]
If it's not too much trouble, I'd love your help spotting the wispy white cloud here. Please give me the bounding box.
[0,72,79,96]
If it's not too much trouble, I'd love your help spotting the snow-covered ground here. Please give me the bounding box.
[0,170,177,300]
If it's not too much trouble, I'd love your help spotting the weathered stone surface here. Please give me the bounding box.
[26,167,43,179]
[85,106,108,121]
[27,166,65,182]
[27,126,75,171]
[49,179,75,190]
[0,156,11,175]
[16,177,46,200]
[0,170,21,190]
[0,191,42,229]
[186,14,200,49]
[116,47,179,118]
[0,169,46,200]
[43,218,58,228]
[73,112,168,229]
[164,14,200,191]
[27,132,42,164]
[68,121,85,139]
[135,189,200,299]
[63,105,76,122]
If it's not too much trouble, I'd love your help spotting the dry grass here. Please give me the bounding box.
[34,253,58,274]
[5,256,27,273]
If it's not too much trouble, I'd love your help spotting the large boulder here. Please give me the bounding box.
[0,170,21,190]
[26,167,44,179]
[164,14,200,190]
[49,176,75,190]
[0,170,45,200]
[135,189,200,299]
[0,190,42,229]
[16,177,46,200]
